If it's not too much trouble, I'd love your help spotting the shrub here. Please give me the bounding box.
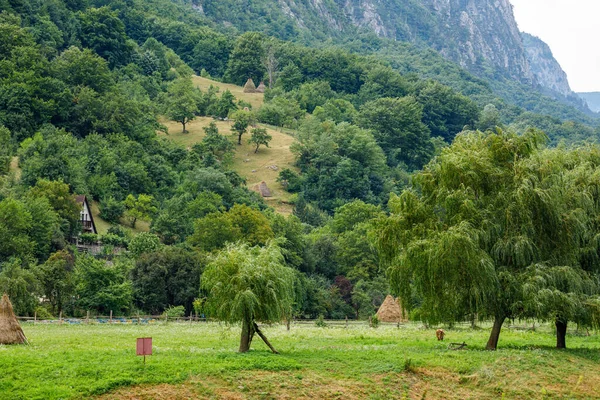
[315,314,327,328]
[163,305,186,318]
[79,233,99,245]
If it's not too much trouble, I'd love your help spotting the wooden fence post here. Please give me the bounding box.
[137,311,140,325]
[86,311,90,325]
[109,310,113,324]
[34,311,37,325]
[59,311,63,325]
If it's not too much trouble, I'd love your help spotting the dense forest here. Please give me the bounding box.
[1,0,599,349]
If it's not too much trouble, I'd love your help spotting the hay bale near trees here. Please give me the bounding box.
[256,82,266,93]
[243,78,257,93]
[376,295,408,323]
[252,181,273,198]
[0,294,28,345]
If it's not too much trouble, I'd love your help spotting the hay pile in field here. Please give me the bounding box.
[252,181,272,198]
[256,82,266,93]
[376,295,408,323]
[0,293,27,345]
[243,78,257,93]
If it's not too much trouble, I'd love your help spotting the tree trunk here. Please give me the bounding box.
[239,318,255,353]
[253,322,279,354]
[182,120,187,133]
[556,319,567,349]
[254,144,259,153]
[238,133,243,145]
[485,315,506,350]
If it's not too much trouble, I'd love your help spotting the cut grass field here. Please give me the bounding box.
[2,322,599,399]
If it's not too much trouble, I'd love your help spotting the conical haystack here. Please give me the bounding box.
[376,295,408,323]
[256,82,266,93]
[0,293,27,345]
[243,78,257,93]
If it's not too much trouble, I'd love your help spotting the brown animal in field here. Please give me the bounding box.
[436,329,445,341]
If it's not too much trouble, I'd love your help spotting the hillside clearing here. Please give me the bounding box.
[1,323,598,399]
[192,76,264,110]
[161,115,297,215]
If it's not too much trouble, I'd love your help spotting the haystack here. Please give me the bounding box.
[376,295,408,323]
[0,294,27,345]
[243,78,257,93]
[258,181,272,197]
[256,82,266,93]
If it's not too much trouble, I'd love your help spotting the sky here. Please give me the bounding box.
[510,0,600,93]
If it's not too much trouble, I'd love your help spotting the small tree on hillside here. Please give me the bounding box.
[164,78,200,133]
[124,194,157,228]
[231,110,256,145]
[249,128,272,153]
[201,242,294,353]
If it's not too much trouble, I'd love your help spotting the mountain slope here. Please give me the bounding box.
[196,0,593,118]
[579,93,600,113]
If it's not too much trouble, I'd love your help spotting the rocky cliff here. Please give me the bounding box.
[522,33,572,97]
[198,0,572,96]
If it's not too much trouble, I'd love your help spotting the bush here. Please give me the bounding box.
[34,306,54,319]
[79,233,99,245]
[315,314,327,328]
[370,315,379,328]
[129,232,161,257]
[163,305,186,318]
[100,233,127,247]
[99,197,125,223]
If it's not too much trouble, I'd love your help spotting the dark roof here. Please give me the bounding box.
[75,195,97,234]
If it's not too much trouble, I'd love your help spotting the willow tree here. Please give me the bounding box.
[519,145,600,348]
[379,129,600,350]
[201,242,294,353]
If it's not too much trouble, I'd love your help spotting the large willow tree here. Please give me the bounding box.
[201,242,294,353]
[379,129,600,349]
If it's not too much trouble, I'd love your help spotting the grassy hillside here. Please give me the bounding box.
[2,322,598,399]
[161,77,297,215]
[191,76,265,110]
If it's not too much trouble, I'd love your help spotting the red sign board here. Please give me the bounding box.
[136,337,152,356]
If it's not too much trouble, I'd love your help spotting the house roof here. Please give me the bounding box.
[75,195,97,234]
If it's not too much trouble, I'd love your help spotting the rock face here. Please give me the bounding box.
[276,0,534,83]
[578,92,600,113]
[522,33,572,97]
[200,0,573,95]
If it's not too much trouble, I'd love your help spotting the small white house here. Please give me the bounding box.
[75,195,97,234]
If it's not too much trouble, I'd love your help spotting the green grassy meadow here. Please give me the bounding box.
[2,322,599,399]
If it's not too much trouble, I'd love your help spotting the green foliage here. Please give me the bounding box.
[0,125,11,174]
[163,305,186,318]
[201,242,294,325]
[79,233,98,245]
[37,250,75,314]
[315,314,327,328]
[291,120,389,212]
[224,32,266,86]
[163,78,200,133]
[128,232,161,257]
[189,204,274,252]
[257,96,304,128]
[132,247,205,314]
[248,128,272,153]
[231,109,256,145]
[124,194,156,228]
[0,259,38,316]
[379,128,600,348]
[99,197,125,224]
[73,255,132,315]
[357,97,434,170]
